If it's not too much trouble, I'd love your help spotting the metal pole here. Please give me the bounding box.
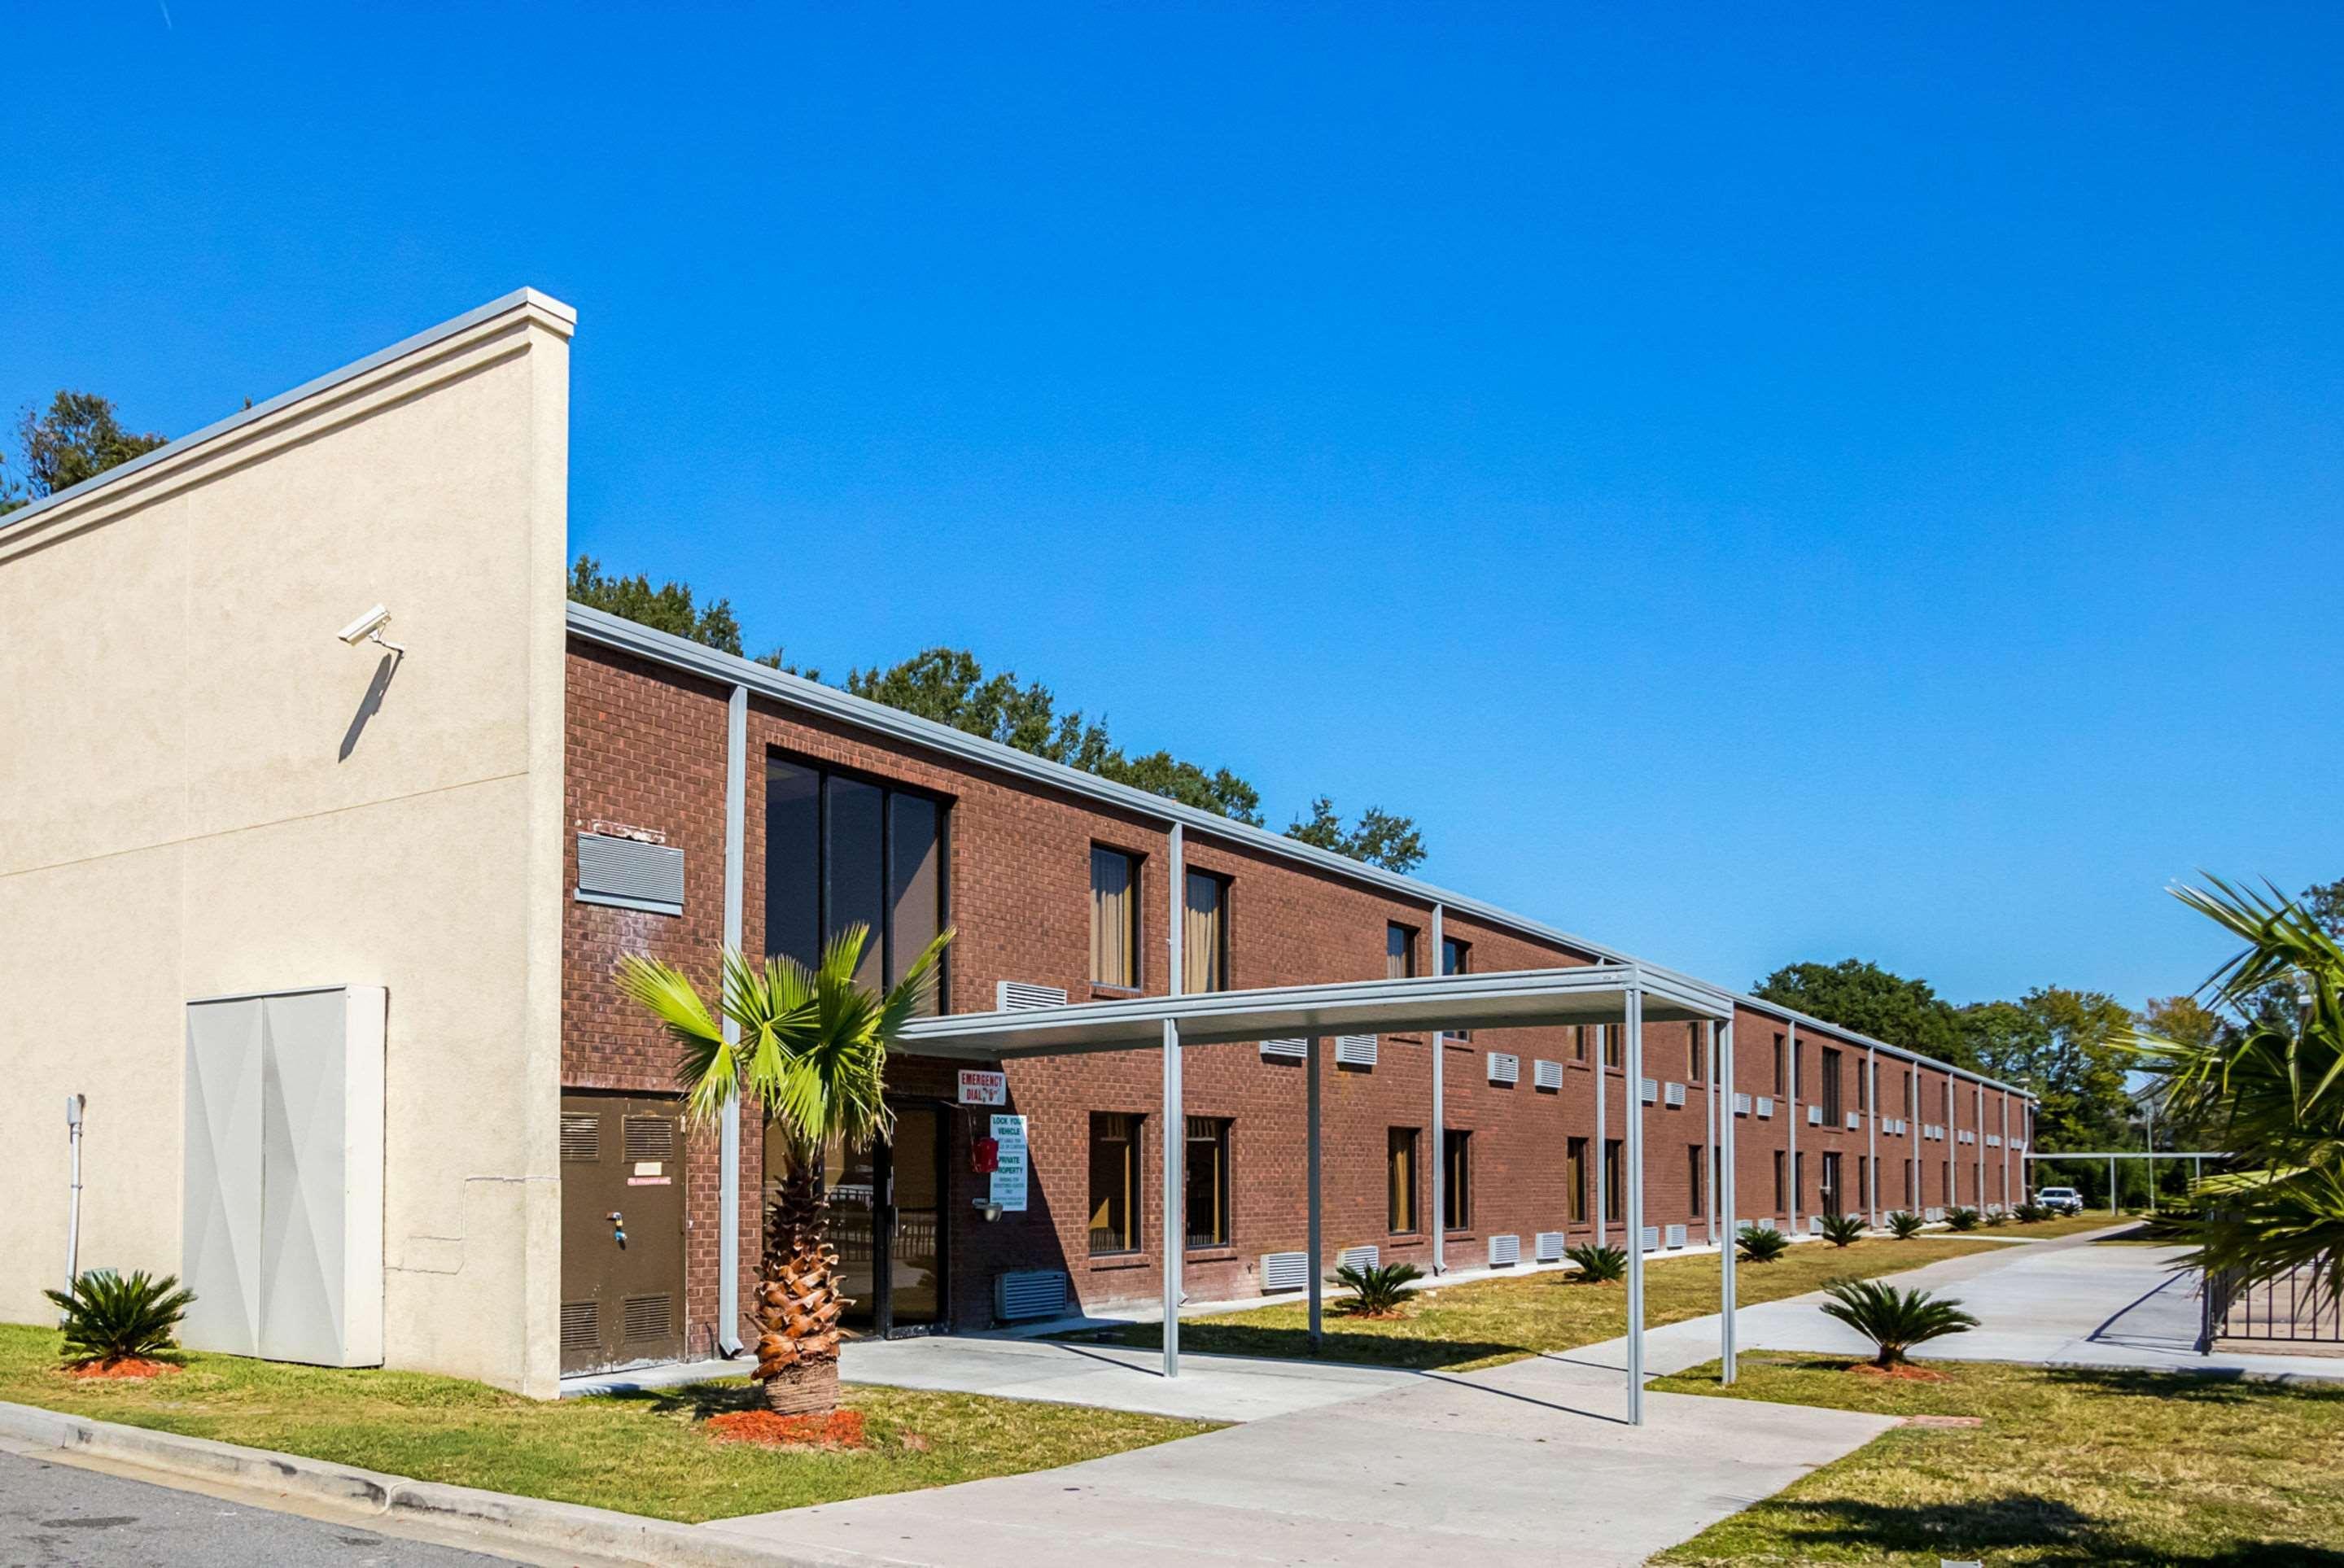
[1720,1016,1738,1386]
[2145,1105,2156,1215]
[1162,1017,1183,1378]
[1975,1080,1986,1213]
[1786,1020,1799,1237]
[1909,1065,1920,1216]
[2109,1154,2118,1217]
[1866,1047,1879,1225]
[1306,1033,1323,1351]
[718,683,747,1355]
[1624,978,1646,1426]
[1704,1020,1719,1247]
[63,1094,85,1297]
[1594,1020,1607,1247]
[1429,903,1445,1274]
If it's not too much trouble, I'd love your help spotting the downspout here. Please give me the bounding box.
[63,1094,85,1301]
[1785,1020,1799,1237]
[719,684,747,1356]
[1865,1047,1878,1225]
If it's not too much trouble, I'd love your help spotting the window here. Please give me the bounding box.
[1821,1152,1842,1218]
[1791,1039,1803,1098]
[765,757,947,999]
[1443,1129,1472,1231]
[1687,1144,1705,1218]
[1387,1128,1419,1233]
[1821,1049,1843,1123]
[1440,937,1470,1040]
[1572,1024,1589,1063]
[1090,848,1141,988]
[1686,1023,1703,1083]
[1568,1138,1588,1224]
[1603,1024,1622,1068]
[1772,1033,1786,1095]
[1088,1113,1142,1256]
[1902,1157,1913,1203]
[1386,924,1417,980]
[1185,1117,1231,1249]
[1772,1150,1786,1212]
[1795,1152,1806,1211]
[1603,1140,1624,1224]
[1183,871,1229,993]
[1942,1159,1953,1203]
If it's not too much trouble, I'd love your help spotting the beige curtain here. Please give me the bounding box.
[1183,871,1225,993]
[1090,848,1136,986]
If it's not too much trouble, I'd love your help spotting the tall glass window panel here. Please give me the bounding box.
[1387,1128,1419,1233]
[1088,1113,1141,1256]
[1091,848,1139,988]
[1183,871,1227,994]
[1604,1139,1624,1224]
[765,756,948,998]
[889,793,942,1007]
[824,776,886,991]
[1568,1138,1588,1224]
[1443,1129,1472,1231]
[763,759,823,971]
[1386,924,1415,980]
[1184,1117,1231,1249]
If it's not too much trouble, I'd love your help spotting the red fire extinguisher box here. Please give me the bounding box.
[969,1135,999,1175]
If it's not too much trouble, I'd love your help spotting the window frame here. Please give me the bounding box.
[1088,845,1144,989]
[763,752,951,1003]
[1386,1127,1420,1234]
[1183,868,1231,994]
[1687,1142,1705,1218]
[1385,923,1418,981]
[1087,1112,1144,1257]
[1568,1136,1588,1225]
[1439,937,1471,1041]
[1183,1116,1232,1251]
[1442,1128,1472,1232]
[1603,1138,1624,1224]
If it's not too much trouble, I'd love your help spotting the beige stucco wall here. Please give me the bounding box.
[0,291,575,1396]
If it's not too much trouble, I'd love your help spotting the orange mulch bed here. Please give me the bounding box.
[66,1357,178,1380]
[1848,1361,1952,1382]
[706,1409,869,1450]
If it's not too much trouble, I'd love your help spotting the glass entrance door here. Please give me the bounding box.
[773,1106,947,1336]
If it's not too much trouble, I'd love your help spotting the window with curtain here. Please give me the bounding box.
[1185,1117,1231,1248]
[1385,923,1416,980]
[1603,1139,1623,1224]
[764,756,946,1002]
[1183,871,1228,993]
[1821,1049,1843,1122]
[1572,1024,1589,1063]
[1603,1024,1622,1069]
[1088,1113,1142,1256]
[1387,1128,1419,1233]
[1686,1022,1703,1082]
[1440,937,1470,1040]
[1568,1137,1588,1224]
[1090,847,1140,987]
[1442,1129,1472,1231]
[1687,1144,1705,1217]
[1772,1033,1786,1094]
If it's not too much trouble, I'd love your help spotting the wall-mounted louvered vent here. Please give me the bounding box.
[622,1293,673,1341]
[1808,1216,1826,1236]
[1488,1234,1521,1267]
[1260,1037,1307,1061]
[1925,1206,1944,1221]
[1847,1112,1862,1129]
[1734,1092,1753,1116]
[1487,1052,1520,1085]
[1664,1081,1688,1107]
[1664,1223,1687,1249]
[1751,1216,1778,1233]
[997,981,1069,1011]
[561,1115,601,1162]
[575,834,685,916]
[1337,1243,1380,1273]
[560,1300,599,1354]
[1756,1096,1775,1119]
[1639,1077,1659,1103]
[1640,1225,1660,1251]
[1535,1230,1568,1263]
[1806,1103,1824,1126]
[1533,1059,1564,1091]
[995,1269,1070,1321]
[1259,1251,1309,1293]
[1334,1034,1378,1068]
[1987,1133,2001,1147]
[623,1116,675,1162]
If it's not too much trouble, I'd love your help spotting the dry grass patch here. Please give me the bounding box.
[1651,1353,2344,1565]
[1093,1237,2004,1371]
[0,1323,1211,1522]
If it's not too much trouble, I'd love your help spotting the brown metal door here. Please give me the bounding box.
[560,1094,686,1374]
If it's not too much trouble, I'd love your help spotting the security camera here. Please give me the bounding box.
[337,605,392,644]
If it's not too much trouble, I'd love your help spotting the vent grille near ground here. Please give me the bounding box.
[995,1269,1070,1321]
[560,1115,600,1162]
[1535,1230,1568,1263]
[1259,1251,1309,1292]
[560,1300,598,1352]
[1338,1244,1380,1273]
[623,1116,675,1162]
[622,1294,672,1341]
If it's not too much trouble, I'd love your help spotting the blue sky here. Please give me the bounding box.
[7,4,2338,1010]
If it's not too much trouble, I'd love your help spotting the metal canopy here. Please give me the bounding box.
[892,963,1731,1060]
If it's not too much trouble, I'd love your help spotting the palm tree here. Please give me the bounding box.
[617,924,951,1414]
[2131,878,2344,1292]
[1821,1277,1979,1368]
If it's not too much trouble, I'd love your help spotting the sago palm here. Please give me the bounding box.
[1333,1261,1423,1317]
[1563,1243,1627,1283]
[1821,1277,1979,1368]
[1817,1212,1865,1248]
[1738,1223,1791,1263]
[1887,1210,1926,1240]
[618,923,951,1414]
[2129,878,2344,1292]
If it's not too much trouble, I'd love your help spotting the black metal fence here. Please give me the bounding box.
[2201,1256,2344,1351]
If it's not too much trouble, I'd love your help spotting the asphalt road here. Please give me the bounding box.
[0,1446,519,1567]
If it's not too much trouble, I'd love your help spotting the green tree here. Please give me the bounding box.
[1963,986,2133,1158]
[1752,959,1968,1065]
[1,391,168,514]
[568,555,746,653]
[1285,795,1426,875]
[2301,876,2344,938]
[616,924,951,1413]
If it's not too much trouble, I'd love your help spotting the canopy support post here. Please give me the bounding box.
[1720,1012,1738,1386]
[1306,1033,1323,1352]
[1162,1016,1183,1379]
[1625,975,1646,1426]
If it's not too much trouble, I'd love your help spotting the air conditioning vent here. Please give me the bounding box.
[621,1293,672,1342]
[1534,1230,1568,1263]
[1733,1093,1753,1116]
[1756,1096,1775,1119]
[1806,1103,1824,1126]
[997,981,1069,1011]
[1640,1225,1660,1251]
[1986,1133,2001,1147]
[1533,1059,1564,1090]
[1488,1234,1521,1268]
[1334,1034,1378,1068]
[622,1115,674,1162]
[560,1114,600,1162]
[1846,1112,1861,1129]
[1260,1037,1307,1061]
[1337,1244,1380,1273]
[575,833,685,916]
[1664,1224,1687,1249]
[1664,1081,1688,1107]
[1259,1251,1309,1293]
[995,1269,1070,1321]
[560,1300,598,1354]
[1487,1052,1520,1085]
[1808,1216,1825,1236]
[1639,1077,1659,1103]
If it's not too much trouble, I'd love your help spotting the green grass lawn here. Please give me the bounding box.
[1650,1353,2344,1566]
[1088,1237,2005,1372]
[0,1324,1212,1522]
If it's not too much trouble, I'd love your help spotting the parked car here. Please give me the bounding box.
[2035,1186,2084,1214]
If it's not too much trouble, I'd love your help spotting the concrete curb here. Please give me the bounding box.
[0,1399,862,1568]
